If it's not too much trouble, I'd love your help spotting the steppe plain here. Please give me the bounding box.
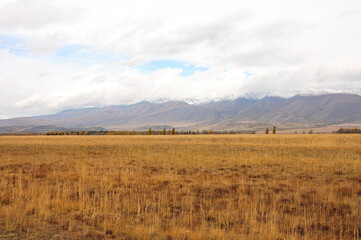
[0,135,360,239]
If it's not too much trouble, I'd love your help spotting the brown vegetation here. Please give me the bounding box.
[0,135,360,239]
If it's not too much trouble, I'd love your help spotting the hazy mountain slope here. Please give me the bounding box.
[0,117,51,127]
[0,101,220,128]
[229,94,361,123]
[38,108,101,121]
[237,97,287,118]
[202,98,257,116]
[129,104,221,126]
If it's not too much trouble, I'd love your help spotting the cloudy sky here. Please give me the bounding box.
[1,0,361,118]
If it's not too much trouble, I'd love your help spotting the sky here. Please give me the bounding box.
[0,0,361,118]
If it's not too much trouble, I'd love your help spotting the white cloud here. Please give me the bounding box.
[0,0,361,117]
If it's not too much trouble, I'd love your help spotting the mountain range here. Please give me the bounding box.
[1,93,361,133]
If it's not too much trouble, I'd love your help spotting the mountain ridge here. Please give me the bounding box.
[1,93,361,133]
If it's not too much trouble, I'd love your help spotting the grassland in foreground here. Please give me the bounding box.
[0,135,360,239]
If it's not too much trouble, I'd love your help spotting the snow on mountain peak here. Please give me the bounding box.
[147,88,361,105]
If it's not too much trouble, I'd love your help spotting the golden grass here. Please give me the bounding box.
[0,135,360,239]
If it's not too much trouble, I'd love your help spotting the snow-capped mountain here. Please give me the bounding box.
[1,92,361,133]
[146,89,361,105]
[237,88,361,100]
[206,88,361,103]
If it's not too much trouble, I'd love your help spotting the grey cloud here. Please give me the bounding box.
[335,9,360,19]
[111,10,251,58]
[0,0,83,30]
[91,75,107,84]
[37,73,50,78]
[314,67,361,83]
[212,21,310,67]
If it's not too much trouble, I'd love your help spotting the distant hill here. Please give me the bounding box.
[1,93,361,132]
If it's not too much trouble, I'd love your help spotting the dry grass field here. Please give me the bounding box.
[0,135,360,239]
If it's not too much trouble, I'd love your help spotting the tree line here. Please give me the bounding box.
[43,128,256,135]
[333,128,361,134]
